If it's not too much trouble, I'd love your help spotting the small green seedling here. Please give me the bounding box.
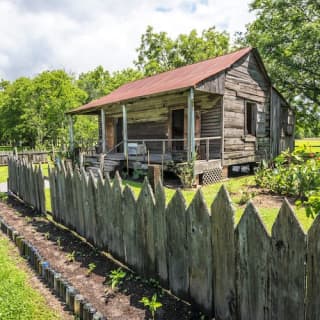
[66,251,76,263]
[87,262,96,276]
[44,232,50,240]
[56,237,62,249]
[109,268,126,289]
[140,294,162,320]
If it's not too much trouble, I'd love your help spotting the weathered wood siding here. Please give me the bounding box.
[270,88,294,157]
[223,52,271,165]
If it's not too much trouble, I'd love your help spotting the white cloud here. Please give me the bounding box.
[0,0,255,80]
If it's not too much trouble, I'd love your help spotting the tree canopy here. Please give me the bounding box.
[135,26,230,76]
[239,0,320,137]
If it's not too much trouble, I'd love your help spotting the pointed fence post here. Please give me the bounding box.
[211,185,236,320]
[271,199,306,320]
[235,202,271,320]
[306,214,320,319]
[187,189,212,316]
[166,190,189,299]
[154,180,168,286]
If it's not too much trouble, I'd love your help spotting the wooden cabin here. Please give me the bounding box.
[67,47,294,184]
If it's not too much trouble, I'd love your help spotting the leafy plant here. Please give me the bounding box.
[108,268,126,289]
[86,263,96,276]
[65,251,76,263]
[238,188,257,205]
[255,149,320,215]
[174,157,196,188]
[140,294,162,320]
[44,232,50,240]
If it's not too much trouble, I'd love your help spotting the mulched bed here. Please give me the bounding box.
[0,197,203,320]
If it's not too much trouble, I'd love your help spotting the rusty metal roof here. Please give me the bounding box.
[69,47,252,114]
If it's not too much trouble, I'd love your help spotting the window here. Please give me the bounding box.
[245,101,265,137]
[245,102,256,135]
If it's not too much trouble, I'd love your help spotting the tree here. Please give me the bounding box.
[77,66,111,103]
[0,71,87,147]
[135,26,230,76]
[240,0,320,136]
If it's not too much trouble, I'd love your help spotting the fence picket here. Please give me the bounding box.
[166,190,189,299]
[154,180,168,286]
[95,171,105,248]
[187,189,212,316]
[271,199,306,320]
[110,172,123,259]
[235,202,271,320]
[306,214,320,320]
[137,178,155,277]
[211,185,236,320]
[122,186,138,268]
[102,174,112,250]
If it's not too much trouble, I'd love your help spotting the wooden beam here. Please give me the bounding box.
[187,88,195,161]
[68,115,74,152]
[122,105,128,159]
[101,109,106,153]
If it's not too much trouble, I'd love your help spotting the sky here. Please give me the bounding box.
[0,0,255,81]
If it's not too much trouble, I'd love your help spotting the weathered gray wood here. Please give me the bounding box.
[74,169,84,235]
[271,199,306,320]
[95,171,105,247]
[211,185,236,320]
[102,174,112,250]
[136,178,156,277]
[110,172,124,259]
[166,190,189,299]
[187,189,212,316]
[122,185,138,268]
[87,171,98,244]
[154,180,168,286]
[80,167,89,238]
[235,202,271,320]
[305,214,320,320]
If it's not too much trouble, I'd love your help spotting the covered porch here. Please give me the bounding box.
[68,88,224,183]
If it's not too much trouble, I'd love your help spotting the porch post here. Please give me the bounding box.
[187,87,195,161]
[122,105,128,159]
[68,115,74,152]
[101,108,106,153]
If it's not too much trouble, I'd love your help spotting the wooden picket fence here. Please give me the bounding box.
[7,158,46,214]
[7,159,320,319]
[0,151,48,165]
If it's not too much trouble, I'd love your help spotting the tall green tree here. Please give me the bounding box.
[0,71,87,147]
[135,26,230,76]
[240,0,320,136]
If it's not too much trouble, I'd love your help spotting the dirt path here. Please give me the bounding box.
[0,198,202,320]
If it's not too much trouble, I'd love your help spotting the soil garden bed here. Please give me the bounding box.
[0,197,202,320]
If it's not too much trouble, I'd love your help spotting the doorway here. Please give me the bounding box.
[171,109,184,151]
[115,117,123,152]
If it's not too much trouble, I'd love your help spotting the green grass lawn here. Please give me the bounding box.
[295,138,320,153]
[0,235,61,320]
[121,176,311,233]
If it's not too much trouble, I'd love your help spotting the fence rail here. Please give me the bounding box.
[0,151,48,166]
[7,158,320,319]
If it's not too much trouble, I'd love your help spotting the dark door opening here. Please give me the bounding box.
[172,109,184,151]
[116,117,123,152]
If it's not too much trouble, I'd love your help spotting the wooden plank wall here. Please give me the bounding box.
[7,158,46,214]
[223,52,271,165]
[17,160,315,320]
